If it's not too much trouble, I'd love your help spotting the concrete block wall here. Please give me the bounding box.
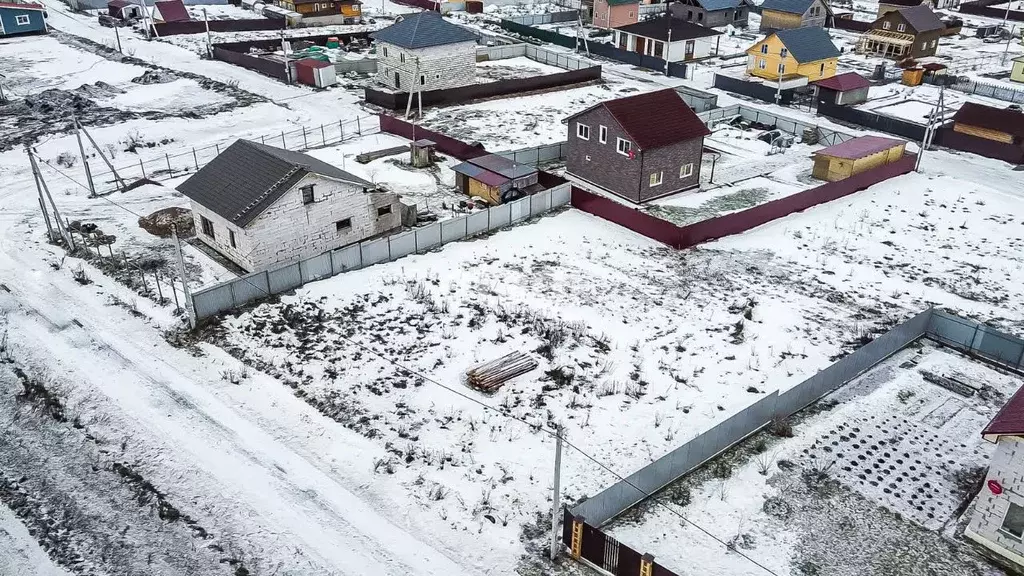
[968,437,1024,567]
[376,40,477,91]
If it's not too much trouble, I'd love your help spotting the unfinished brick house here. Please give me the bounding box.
[564,88,710,204]
[177,140,401,272]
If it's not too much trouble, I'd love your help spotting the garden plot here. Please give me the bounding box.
[858,82,1009,123]
[607,341,1020,576]
[209,207,941,569]
[476,56,566,81]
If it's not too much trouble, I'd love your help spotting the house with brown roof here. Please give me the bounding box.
[857,5,944,59]
[814,71,871,105]
[564,89,710,203]
[966,385,1024,569]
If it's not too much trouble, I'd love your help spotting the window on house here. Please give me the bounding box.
[420,74,425,85]
[759,58,766,69]
[15,14,31,24]
[820,62,825,74]
[585,154,591,161]
[897,23,905,32]
[649,171,663,187]
[616,137,632,156]
[377,205,392,217]
[687,9,693,19]
[628,10,634,17]
[921,41,927,50]
[229,230,236,248]
[735,9,741,19]
[301,185,315,205]
[780,48,788,58]
[760,44,768,54]
[778,63,786,73]
[400,53,405,63]
[599,125,608,143]
[1001,503,1024,539]
[680,163,694,178]
[382,46,388,57]
[200,216,215,239]
[577,122,590,140]
[931,39,937,47]
[883,20,891,29]
[697,11,703,20]
[435,73,441,79]
[336,218,352,231]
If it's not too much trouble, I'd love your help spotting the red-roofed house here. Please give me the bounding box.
[811,135,906,181]
[814,71,871,105]
[564,88,710,203]
[153,0,189,22]
[966,385,1024,568]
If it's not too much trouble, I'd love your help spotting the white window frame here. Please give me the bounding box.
[931,39,937,48]
[760,44,768,54]
[400,52,405,63]
[229,230,236,248]
[882,20,891,29]
[778,63,786,74]
[628,10,634,17]
[921,41,927,50]
[599,125,608,144]
[680,163,694,178]
[576,122,590,140]
[649,171,663,187]
[759,58,766,69]
[616,137,632,156]
[15,14,30,25]
[897,23,905,32]
[780,47,788,58]
[382,46,388,57]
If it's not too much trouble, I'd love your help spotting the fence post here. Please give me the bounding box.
[170,277,180,310]
[215,143,220,155]
[321,124,326,146]
[302,126,308,149]
[356,116,361,135]
[139,267,149,294]
[166,153,172,174]
[192,148,199,170]
[281,131,286,147]
[261,134,266,145]
[154,269,164,301]
[138,159,147,178]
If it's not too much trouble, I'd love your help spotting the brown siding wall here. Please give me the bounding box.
[637,137,703,202]
[566,106,642,202]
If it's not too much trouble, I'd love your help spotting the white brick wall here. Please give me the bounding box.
[967,436,1024,568]
[375,40,477,91]
[191,173,401,272]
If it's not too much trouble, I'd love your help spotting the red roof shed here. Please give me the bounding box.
[154,0,189,22]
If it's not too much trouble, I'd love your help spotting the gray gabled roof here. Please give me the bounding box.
[896,4,944,33]
[370,11,478,50]
[696,0,753,11]
[774,26,840,62]
[176,140,372,228]
[759,0,815,14]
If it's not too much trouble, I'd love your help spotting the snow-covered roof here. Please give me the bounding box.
[0,2,45,11]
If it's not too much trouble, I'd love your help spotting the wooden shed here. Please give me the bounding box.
[812,135,906,181]
[451,154,541,205]
[1011,55,1024,84]
[952,102,1024,144]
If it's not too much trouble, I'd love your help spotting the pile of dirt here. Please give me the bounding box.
[75,81,125,98]
[132,70,178,85]
[138,207,195,238]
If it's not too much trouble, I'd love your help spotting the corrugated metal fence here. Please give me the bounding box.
[190,185,571,320]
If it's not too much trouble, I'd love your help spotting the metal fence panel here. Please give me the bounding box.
[267,263,301,294]
[360,238,390,266]
[192,284,234,319]
[299,252,333,283]
[388,230,417,260]
[230,271,270,306]
[509,196,531,223]
[441,217,467,244]
[975,325,1024,366]
[531,190,552,216]
[466,210,489,236]
[416,222,442,252]
[332,244,363,272]
[488,203,512,230]
[551,183,571,207]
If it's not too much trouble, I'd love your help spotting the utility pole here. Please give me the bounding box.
[549,425,563,562]
[664,26,672,76]
[1003,24,1016,66]
[172,225,196,329]
[74,120,97,197]
[28,150,71,247]
[114,25,123,53]
[77,119,128,192]
[916,83,945,172]
[203,8,213,58]
[29,148,55,242]
[281,32,291,84]
[137,0,152,39]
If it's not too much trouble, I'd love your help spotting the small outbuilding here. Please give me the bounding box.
[1011,55,1024,84]
[152,0,189,22]
[0,2,47,37]
[592,0,639,30]
[758,0,831,33]
[814,71,870,105]
[294,58,337,87]
[451,154,540,205]
[952,102,1024,144]
[108,0,143,19]
[811,135,906,181]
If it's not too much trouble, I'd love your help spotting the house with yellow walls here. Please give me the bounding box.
[746,27,840,83]
[1012,55,1024,84]
[276,0,361,24]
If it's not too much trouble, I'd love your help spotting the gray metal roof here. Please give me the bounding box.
[774,26,840,62]
[176,140,372,228]
[370,11,478,50]
[896,4,944,33]
[759,0,815,14]
[696,0,752,11]
[466,153,537,180]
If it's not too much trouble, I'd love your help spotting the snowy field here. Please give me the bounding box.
[608,341,1020,576]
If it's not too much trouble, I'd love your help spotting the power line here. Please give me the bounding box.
[32,153,145,218]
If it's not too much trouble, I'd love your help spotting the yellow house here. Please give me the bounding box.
[278,0,361,22]
[746,26,840,82]
[1012,55,1024,84]
[812,136,906,182]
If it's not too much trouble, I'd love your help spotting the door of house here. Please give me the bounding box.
[394,72,400,87]
[685,40,695,60]
[635,36,646,55]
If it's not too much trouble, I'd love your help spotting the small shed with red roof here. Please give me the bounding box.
[294,58,337,88]
[152,0,189,22]
[814,71,871,106]
[0,2,47,37]
[811,135,906,181]
[564,88,711,203]
[108,0,142,19]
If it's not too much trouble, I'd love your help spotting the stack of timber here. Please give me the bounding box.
[466,351,538,393]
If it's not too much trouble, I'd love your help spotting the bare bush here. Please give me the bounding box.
[755,451,776,476]
[71,265,92,285]
[56,152,78,168]
[768,416,793,438]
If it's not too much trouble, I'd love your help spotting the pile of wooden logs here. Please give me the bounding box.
[466,351,538,393]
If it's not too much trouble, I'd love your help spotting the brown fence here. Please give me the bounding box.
[378,114,488,160]
[572,154,917,249]
[561,509,680,576]
[153,18,284,36]
[364,65,602,109]
[713,74,795,105]
[935,127,1024,164]
[212,46,288,80]
[828,16,872,32]
[959,0,1024,22]
[211,32,371,81]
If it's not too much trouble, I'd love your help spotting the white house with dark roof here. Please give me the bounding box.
[177,140,401,272]
[371,11,478,92]
[613,16,722,62]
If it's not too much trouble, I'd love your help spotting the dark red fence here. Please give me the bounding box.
[153,18,284,36]
[713,74,795,105]
[560,509,680,576]
[211,32,371,81]
[572,154,917,249]
[935,127,1024,165]
[391,0,440,10]
[212,46,288,80]
[828,16,872,32]
[378,114,488,160]
[365,66,602,109]
[959,0,1024,22]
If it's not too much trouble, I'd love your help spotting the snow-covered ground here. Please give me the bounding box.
[608,341,1020,576]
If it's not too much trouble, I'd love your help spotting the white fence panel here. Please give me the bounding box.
[300,252,333,283]
[267,263,302,294]
[530,190,552,216]
[466,210,489,236]
[488,203,512,230]
[551,183,571,206]
[388,231,417,260]
[441,217,468,243]
[230,271,270,305]
[509,196,530,223]
[416,222,442,252]
[193,284,233,318]
[332,244,362,272]
[361,238,390,266]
